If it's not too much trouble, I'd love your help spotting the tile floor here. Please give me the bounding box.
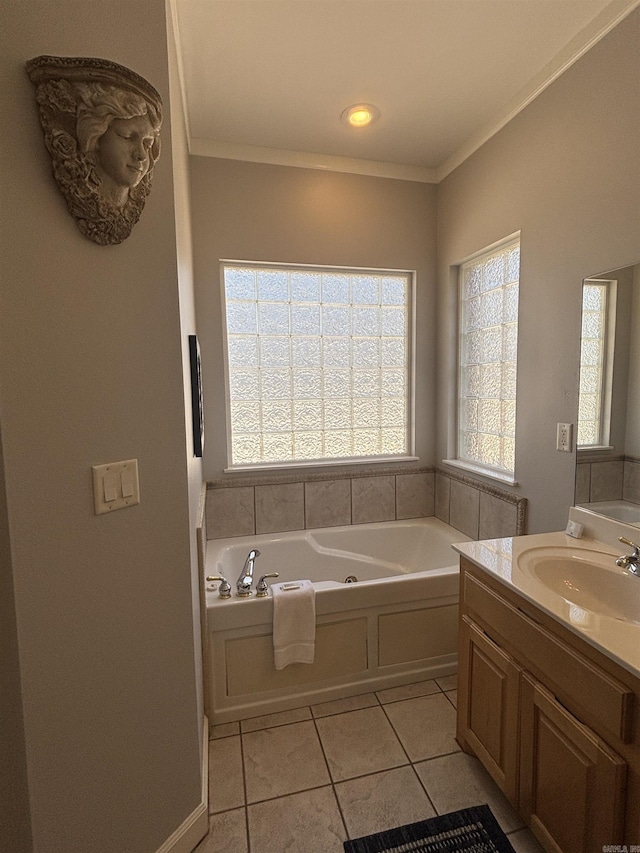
[195,676,545,853]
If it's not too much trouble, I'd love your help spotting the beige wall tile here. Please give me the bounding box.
[305,479,351,529]
[623,460,640,504]
[479,492,518,539]
[590,460,624,502]
[449,480,479,538]
[206,487,255,539]
[395,472,434,519]
[255,482,304,534]
[351,475,396,524]
[435,473,451,523]
[574,463,590,504]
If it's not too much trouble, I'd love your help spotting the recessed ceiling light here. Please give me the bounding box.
[341,103,380,128]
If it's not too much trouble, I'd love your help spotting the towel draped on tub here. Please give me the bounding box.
[271,579,316,670]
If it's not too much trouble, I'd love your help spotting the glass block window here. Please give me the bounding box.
[222,263,413,468]
[457,237,520,476]
[577,279,614,447]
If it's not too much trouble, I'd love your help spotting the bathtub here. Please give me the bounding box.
[578,499,640,527]
[204,517,470,724]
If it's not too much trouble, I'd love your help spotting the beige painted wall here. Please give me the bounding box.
[190,158,437,478]
[1,1,202,851]
[167,0,205,750]
[436,8,640,533]
[0,424,32,851]
[627,265,640,457]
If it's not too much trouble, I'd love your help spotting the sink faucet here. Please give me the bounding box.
[236,549,260,596]
[616,537,640,577]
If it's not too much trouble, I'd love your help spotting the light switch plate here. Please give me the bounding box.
[92,459,140,515]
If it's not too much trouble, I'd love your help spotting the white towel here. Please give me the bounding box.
[272,580,316,670]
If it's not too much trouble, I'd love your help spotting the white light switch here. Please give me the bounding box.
[92,459,140,515]
[103,472,118,503]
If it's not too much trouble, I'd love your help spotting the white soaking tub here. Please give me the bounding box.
[578,500,640,527]
[204,517,470,723]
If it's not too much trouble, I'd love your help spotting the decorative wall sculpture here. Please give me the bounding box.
[26,56,163,245]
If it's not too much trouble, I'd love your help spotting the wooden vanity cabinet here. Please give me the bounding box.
[457,557,640,852]
[458,615,521,803]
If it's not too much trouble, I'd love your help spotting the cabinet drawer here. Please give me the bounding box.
[463,572,634,743]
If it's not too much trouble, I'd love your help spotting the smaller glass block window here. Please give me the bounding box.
[458,237,520,476]
[577,280,614,447]
[222,263,413,468]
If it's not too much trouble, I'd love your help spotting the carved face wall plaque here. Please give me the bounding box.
[26,56,163,245]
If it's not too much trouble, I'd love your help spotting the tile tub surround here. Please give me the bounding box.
[435,467,527,539]
[576,454,640,506]
[205,466,436,540]
[196,676,544,853]
[205,464,524,540]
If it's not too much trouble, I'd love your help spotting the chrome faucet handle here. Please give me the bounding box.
[256,572,279,597]
[619,536,640,556]
[206,575,232,599]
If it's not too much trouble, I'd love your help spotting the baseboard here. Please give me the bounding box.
[156,715,209,853]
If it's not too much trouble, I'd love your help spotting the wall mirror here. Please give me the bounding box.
[574,262,640,527]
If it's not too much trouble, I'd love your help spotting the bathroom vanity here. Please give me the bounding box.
[454,520,640,852]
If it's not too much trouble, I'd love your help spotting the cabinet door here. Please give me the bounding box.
[519,673,626,853]
[457,615,521,804]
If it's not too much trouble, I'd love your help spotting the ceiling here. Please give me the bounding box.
[171,0,638,182]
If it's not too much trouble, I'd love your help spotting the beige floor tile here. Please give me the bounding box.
[445,689,457,708]
[208,736,245,813]
[315,706,407,782]
[508,827,546,852]
[384,693,460,761]
[311,692,378,718]
[414,751,524,834]
[248,786,346,853]
[376,679,440,704]
[336,766,436,839]
[435,674,457,691]
[243,720,330,803]
[240,705,311,733]
[210,721,240,739]
[194,810,248,853]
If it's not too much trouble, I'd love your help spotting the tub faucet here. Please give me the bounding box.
[616,537,640,577]
[236,549,261,596]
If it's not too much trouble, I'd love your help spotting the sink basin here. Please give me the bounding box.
[517,546,640,623]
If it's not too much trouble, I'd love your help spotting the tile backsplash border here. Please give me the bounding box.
[434,465,527,540]
[205,464,527,541]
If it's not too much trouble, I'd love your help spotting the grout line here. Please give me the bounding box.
[310,714,351,841]
[229,678,460,850]
[238,729,251,852]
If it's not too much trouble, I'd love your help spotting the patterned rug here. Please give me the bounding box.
[343,804,516,852]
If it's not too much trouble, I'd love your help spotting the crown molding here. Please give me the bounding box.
[186,0,639,185]
[190,139,438,184]
[436,0,640,181]
[167,0,192,144]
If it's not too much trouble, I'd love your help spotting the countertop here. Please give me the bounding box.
[452,530,640,680]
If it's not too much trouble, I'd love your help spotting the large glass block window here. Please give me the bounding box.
[458,237,520,477]
[577,279,614,447]
[222,263,413,468]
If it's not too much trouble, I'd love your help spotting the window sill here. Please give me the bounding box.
[224,455,420,474]
[442,459,518,487]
